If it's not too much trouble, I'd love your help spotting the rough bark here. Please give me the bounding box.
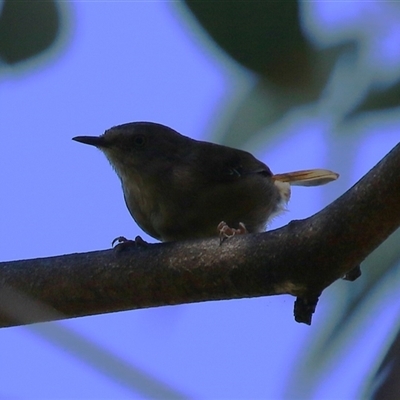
[1,143,399,328]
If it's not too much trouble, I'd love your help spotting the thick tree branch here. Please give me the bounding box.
[1,143,400,327]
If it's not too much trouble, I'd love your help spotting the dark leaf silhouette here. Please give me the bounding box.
[0,0,61,63]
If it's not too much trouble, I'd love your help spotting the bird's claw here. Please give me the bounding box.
[112,236,129,247]
[218,221,248,244]
[112,235,149,252]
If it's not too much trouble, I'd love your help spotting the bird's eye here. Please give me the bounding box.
[132,134,146,147]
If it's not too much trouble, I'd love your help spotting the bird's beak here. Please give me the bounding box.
[72,136,107,147]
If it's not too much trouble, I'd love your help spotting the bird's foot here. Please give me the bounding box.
[112,235,149,252]
[218,221,248,244]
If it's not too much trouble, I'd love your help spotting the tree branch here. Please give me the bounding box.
[1,143,400,327]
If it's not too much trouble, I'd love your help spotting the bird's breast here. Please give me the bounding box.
[122,176,163,240]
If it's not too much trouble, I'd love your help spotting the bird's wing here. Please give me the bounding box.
[272,169,339,186]
[194,142,272,183]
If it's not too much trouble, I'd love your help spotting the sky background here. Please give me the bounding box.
[1,1,400,399]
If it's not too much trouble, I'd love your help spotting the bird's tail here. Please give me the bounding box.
[272,169,339,187]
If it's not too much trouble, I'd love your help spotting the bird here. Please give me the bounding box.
[73,122,338,242]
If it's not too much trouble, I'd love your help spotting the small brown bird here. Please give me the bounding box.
[73,122,338,242]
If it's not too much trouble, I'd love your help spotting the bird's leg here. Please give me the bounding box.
[218,221,248,244]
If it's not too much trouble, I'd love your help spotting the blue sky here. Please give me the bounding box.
[1,2,400,399]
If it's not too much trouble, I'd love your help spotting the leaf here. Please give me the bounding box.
[369,327,400,399]
[210,43,352,149]
[182,0,312,88]
[0,0,61,64]
[348,80,400,117]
